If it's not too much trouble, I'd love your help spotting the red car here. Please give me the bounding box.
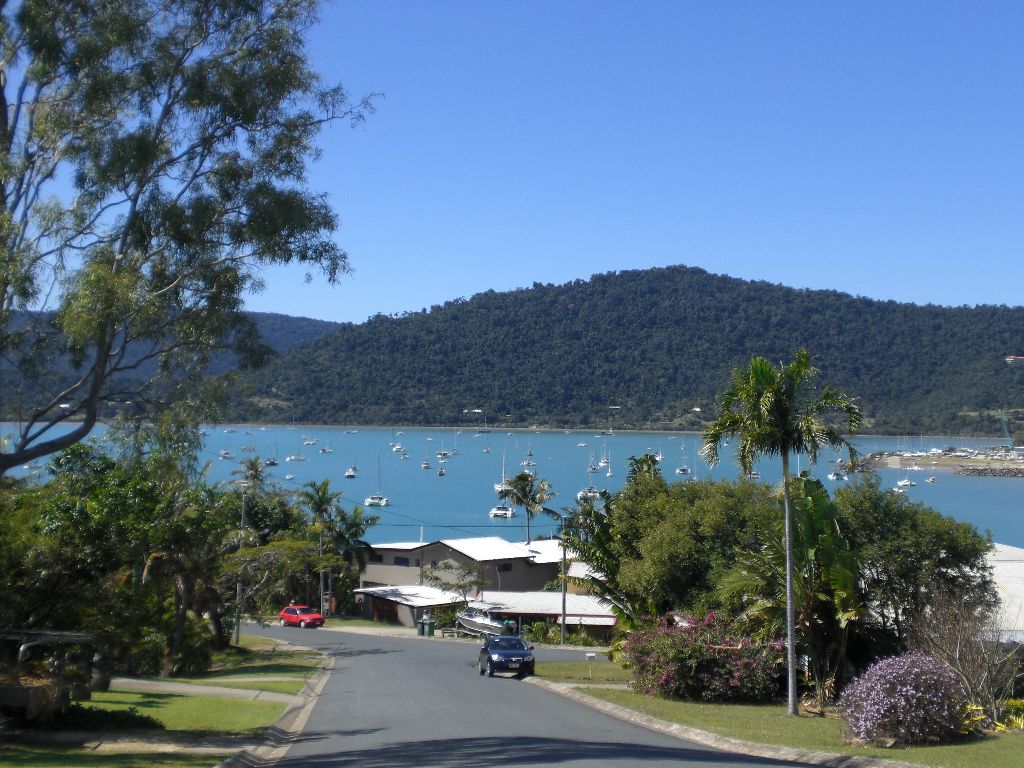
[278,605,325,628]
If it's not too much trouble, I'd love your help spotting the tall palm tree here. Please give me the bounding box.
[297,479,343,615]
[498,470,556,542]
[701,349,861,716]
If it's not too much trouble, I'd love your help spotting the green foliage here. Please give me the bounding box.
[227,265,1024,434]
[833,474,994,645]
[0,0,373,474]
[719,475,863,710]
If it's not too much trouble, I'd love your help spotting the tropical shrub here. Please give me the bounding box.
[840,652,967,746]
[621,613,780,703]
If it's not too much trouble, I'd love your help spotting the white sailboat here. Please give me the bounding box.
[365,456,389,507]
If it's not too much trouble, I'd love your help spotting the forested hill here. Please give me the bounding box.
[230,265,1024,436]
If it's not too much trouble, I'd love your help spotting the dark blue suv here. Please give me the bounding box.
[478,635,535,678]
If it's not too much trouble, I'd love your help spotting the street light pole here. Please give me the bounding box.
[233,492,246,645]
[560,512,567,645]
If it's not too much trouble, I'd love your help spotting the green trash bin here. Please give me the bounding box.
[425,620,435,637]
[417,621,425,636]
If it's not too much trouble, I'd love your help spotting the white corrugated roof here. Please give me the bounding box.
[514,538,572,564]
[440,536,532,562]
[473,590,615,621]
[567,560,606,581]
[369,541,425,552]
[354,585,464,608]
[991,542,1024,637]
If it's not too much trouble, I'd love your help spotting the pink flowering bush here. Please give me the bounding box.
[840,652,967,746]
[621,613,780,703]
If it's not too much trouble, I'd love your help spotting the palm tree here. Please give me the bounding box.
[498,470,556,542]
[297,479,344,615]
[324,505,380,611]
[701,349,861,715]
[719,474,863,712]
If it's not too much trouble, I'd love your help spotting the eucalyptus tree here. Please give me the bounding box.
[0,0,374,475]
[498,470,556,543]
[701,349,861,715]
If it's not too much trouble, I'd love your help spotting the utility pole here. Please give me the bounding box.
[233,493,246,645]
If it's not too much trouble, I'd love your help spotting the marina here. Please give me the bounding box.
[5,423,1022,547]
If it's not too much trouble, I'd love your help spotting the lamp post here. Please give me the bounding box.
[559,511,569,645]
[233,491,246,645]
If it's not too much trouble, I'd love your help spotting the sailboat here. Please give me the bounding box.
[365,456,389,507]
[494,448,512,493]
[344,452,357,479]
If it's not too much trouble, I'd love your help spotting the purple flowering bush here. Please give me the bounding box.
[621,613,780,703]
[840,652,968,746]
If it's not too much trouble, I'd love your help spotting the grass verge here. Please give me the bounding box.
[134,636,321,695]
[583,688,1024,768]
[535,660,631,684]
[83,690,287,734]
[0,745,227,768]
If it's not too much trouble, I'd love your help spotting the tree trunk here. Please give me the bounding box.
[782,452,798,715]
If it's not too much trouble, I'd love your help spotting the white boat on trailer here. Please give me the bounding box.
[456,605,506,636]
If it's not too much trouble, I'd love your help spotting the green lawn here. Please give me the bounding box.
[584,688,1024,768]
[0,746,227,768]
[535,660,632,683]
[84,690,287,734]
[132,637,322,695]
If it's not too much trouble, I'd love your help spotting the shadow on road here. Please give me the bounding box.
[271,735,799,767]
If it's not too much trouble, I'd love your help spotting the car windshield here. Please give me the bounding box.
[491,638,526,650]
[296,608,318,615]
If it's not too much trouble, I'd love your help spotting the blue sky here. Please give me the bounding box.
[245,1,1024,323]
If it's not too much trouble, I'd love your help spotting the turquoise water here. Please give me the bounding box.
[6,424,1021,547]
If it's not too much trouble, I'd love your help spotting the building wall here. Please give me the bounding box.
[362,544,558,592]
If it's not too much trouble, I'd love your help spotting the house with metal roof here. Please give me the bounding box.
[361,536,564,593]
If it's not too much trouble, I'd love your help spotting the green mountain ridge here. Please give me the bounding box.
[230,265,1024,436]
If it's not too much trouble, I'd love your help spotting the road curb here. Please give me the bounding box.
[526,678,925,768]
[217,647,334,768]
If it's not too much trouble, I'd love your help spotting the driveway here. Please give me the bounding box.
[248,625,807,768]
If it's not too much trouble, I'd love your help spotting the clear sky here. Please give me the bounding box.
[244,1,1024,323]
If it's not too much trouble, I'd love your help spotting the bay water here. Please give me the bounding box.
[7,423,1021,547]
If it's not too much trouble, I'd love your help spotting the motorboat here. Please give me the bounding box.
[456,605,506,636]
[421,458,431,470]
[897,478,916,488]
[264,457,278,467]
[285,454,306,462]
[926,476,937,483]
[675,466,690,476]
[438,467,446,477]
[489,505,515,519]
[218,449,234,459]
[827,470,847,481]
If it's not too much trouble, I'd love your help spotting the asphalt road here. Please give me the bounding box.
[249,625,805,768]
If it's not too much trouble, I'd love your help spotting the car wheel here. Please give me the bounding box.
[478,660,485,676]
[486,660,494,677]
[300,620,308,628]
[279,618,287,627]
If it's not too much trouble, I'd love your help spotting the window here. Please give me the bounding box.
[369,553,383,563]
[394,556,410,566]
[498,563,513,573]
